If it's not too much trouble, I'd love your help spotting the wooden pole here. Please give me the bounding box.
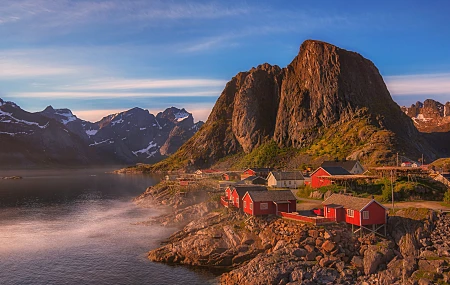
[391,170,395,213]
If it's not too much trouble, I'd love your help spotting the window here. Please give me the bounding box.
[347,209,354,217]
[363,211,369,219]
[250,203,253,210]
[327,208,330,213]
[289,181,291,185]
[260,203,268,210]
[243,201,246,208]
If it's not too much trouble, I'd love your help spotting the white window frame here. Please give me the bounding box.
[347,209,354,217]
[260,203,268,210]
[250,202,253,210]
[243,201,246,208]
[363,211,369,220]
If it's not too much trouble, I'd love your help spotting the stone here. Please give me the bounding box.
[293,248,307,258]
[306,251,317,261]
[322,240,336,252]
[351,256,364,270]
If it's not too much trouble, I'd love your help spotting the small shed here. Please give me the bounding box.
[267,171,305,188]
[322,194,387,236]
[242,190,296,216]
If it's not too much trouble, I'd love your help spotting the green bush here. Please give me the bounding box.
[444,191,450,204]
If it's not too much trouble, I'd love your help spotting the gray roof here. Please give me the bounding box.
[243,175,267,182]
[269,171,304,181]
[321,160,359,172]
[321,166,351,175]
[233,185,267,197]
[246,190,296,202]
[322,194,378,211]
[442,174,450,179]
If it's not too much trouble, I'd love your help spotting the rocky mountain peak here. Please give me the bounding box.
[42,105,55,113]
[401,99,450,132]
[154,39,443,170]
[157,107,193,124]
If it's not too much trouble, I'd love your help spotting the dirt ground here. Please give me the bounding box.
[382,201,450,211]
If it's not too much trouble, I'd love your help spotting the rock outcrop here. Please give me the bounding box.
[401,99,450,133]
[153,40,446,170]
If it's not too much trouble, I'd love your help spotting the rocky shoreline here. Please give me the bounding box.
[137,182,450,284]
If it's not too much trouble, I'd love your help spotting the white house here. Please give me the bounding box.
[267,171,305,188]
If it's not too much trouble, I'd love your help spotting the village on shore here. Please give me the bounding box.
[160,159,450,237]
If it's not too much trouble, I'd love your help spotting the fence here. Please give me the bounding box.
[279,212,333,225]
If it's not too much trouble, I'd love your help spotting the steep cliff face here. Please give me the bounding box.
[401,99,450,133]
[152,40,446,170]
[274,40,416,148]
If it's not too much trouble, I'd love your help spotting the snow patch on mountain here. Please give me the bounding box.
[89,139,114,146]
[0,109,48,129]
[132,141,158,158]
[111,117,124,126]
[55,109,77,125]
[86,129,98,136]
[174,110,190,122]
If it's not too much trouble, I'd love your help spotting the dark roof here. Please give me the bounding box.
[269,171,304,181]
[246,190,296,202]
[442,173,450,179]
[322,194,380,211]
[233,185,267,197]
[243,175,267,182]
[321,160,359,172]
[321,166,351,176]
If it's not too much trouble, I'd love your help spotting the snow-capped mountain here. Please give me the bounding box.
[0,99,107,167]
[0,98,204,167]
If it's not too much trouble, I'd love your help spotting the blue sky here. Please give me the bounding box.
[1,0,449,122]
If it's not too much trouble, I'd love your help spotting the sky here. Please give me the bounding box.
[1,0,450,122]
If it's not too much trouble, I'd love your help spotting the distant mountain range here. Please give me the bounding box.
[401,99,450,133]
[0,98,203,168]
[147,40,450,171]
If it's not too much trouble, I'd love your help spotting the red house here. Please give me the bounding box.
[310,167,350,188]
[242,190,296,216]
[322,194,387,228]
[241,168,272,180]
[230,185,267,209]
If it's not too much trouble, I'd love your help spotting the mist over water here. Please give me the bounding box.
[0,169,216,285]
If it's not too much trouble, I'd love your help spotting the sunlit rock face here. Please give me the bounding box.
[160,40,446,169]
[401,99,450,133]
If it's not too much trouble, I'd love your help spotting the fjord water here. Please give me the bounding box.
[0,169,215,285]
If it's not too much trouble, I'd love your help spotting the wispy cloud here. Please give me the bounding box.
[385,73,450,96]
[59,78,227,91]
[0,0,250,28]
[0,58,93,79]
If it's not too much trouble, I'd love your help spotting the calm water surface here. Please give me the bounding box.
[0,169,216,285]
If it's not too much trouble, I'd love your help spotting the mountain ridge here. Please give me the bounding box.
[0,99,203,168]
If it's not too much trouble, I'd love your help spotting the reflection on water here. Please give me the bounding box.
[0,169,216,285]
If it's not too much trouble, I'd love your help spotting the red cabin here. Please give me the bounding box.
[242,190,296,216]
[322,194,387,226]
[230,185,267,209]
[310,167,350,188]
